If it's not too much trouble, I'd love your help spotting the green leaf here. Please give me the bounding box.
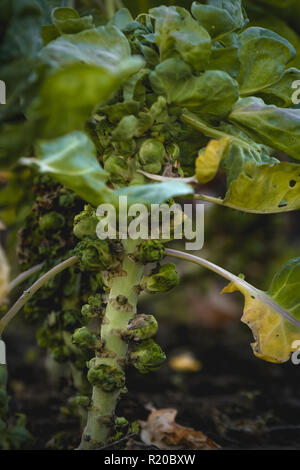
[223,160,300,213]
[150,6,211,71]
[51,7,94,34]
[114,182,194,205]
[39,24,141,74]
[191,0,247,38]
[219,122,278,185]
[238,27,296,95]
[28,63,122,139]
[108,8,133,31]
[222,257,300,363]
[229,97,300,161]
[257,68,300,107]
[150,58,239,119]
[24,131,109,206]
[207,34,240,78]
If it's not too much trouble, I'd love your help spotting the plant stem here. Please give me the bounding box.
[79,241,143,449]
[0,257,78,335]
[8,264,43,293]
[105,0,115,19]
[165,248,300,328]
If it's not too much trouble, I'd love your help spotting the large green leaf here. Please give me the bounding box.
[149,5,211,71]
[191,0,247,38]
[28,63,122,139]
[0,0,42,121]
[207,33,240,78]
[114,182,194,205]
[23,131,110,206]
[229,97,300,161]
[51,7,94,35]
[222,257,300,363]
[39,24,141,74]
[238,27,296,95]
[150,58,239,119]
[257,68,300,107]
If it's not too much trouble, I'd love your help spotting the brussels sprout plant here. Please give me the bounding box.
[1,0,300,450]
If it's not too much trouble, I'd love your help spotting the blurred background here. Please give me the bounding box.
[1,0,300,450]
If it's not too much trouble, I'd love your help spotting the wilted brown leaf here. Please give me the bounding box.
[140,408,220,450]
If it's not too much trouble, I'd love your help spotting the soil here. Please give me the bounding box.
[5,319,300,450]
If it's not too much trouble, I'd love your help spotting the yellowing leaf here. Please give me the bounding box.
[222,258,300,363]
[196,137,231,184]
[223,161,300,213]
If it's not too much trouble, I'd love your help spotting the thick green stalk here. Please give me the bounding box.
[79,242,143,449]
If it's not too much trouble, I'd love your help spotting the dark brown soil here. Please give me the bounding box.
[5,319,300,450]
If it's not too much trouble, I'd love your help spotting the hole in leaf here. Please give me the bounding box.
[278,198,288,208]
[289,180,297,188]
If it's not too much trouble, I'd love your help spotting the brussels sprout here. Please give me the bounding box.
[52,345,70,363]
[39,212,65,231]
[122,314,158,342]
[87,364,125,392]
[104,155,129,184]
[73,205,98,240]
[130,339,166,374]
[73,238,113,271]
[115,416,128,429]
[139,138,165,174]
[72,327,98,350]
[135,240,165,264]
[81,294,103,322]
[142,263,179,293]
[129,172,145,186]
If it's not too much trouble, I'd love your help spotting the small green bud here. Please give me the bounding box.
[81,294,103,321]
[72,327,98,350]
[139,139,165,165]
[69,395,90,408]
[73,205,98,240]
[39,212,65,231]
[143,263,179,293]
[135,240,165,264]
[129,172,145,186]
[62,310,80,330]
[52,345,70,363]
[130,339,166,374]
[115,417,128,429]
[104,155,129,184]
[87,364,125,392]
[73,238,113,271]
[59,192,76,208]
[122,314,158,342]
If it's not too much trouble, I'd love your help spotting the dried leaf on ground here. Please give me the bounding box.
[140,408,220,450]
